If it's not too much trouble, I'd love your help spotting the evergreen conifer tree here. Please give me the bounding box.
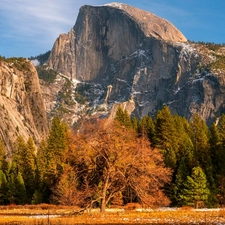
[190,114,217,206]
[115,105,132,127]
[138,115,155,142]
[0,141,5,169]
[217,115,225,175]
[153,105,178,169]
[24,137,36,202]
[37,117,68,200]
[179,166,210,208]
[131,117,139,131]
[14,172,26,205]
[209,123,222,175]
[47,117,67,163]
[173,158,189,206]
[213,116,225,204]
[12,136,36,203]
[0,170,8,204]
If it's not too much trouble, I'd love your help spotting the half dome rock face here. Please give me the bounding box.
[103,3,187,43]
[48,3,187,80]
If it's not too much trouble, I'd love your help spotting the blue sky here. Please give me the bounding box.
[1,0,225,58]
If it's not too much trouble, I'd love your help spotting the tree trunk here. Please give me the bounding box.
[100,197,106,213]
[100,173,110,213]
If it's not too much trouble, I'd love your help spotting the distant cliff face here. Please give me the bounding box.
[0,58,48,154]
[47,3,225,124]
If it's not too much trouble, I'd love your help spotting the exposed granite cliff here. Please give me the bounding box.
[48,3,187,80]
[0,58,48,154]
[47,3,225,124]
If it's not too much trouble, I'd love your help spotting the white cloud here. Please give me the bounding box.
[0,0,108,56]
[1,0,79,39]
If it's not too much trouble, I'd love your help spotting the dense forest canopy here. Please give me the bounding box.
[1,106,225,210]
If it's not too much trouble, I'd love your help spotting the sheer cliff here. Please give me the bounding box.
[0,58,48,154]
[47,3,225,124]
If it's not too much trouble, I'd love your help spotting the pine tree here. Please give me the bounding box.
[131,117,139,131]
[217,115,225,175]
[209,123,222,175]
[6,171,26,204]
[12,136,36,203]
[138,115,155,142]
[36,117,68,201]
[7,173,15,204]
[218,114,225,143]
[36,140,48,184]
[24,137,36,202]
[190,114,210,167]
[33,140,51,204]
[153,105,178,169]
[13,136,27,169]
[173,158,189,206]
[0,170,8,204]
[115,105,132,127]
[0,141,5,169]
[214,116,225,205]
[179,166,210,208]
[14,172,26,205]
[173,115,194,163]
[47,117,67,163]
[190,114,217,206]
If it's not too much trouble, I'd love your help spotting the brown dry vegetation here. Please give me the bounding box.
[0,205,225,224]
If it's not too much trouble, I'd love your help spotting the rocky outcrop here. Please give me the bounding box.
[0,58,48,154]
[48,29,75,78]
[47,3,225,124]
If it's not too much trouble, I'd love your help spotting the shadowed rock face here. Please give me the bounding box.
[0,59,48,154]
[47,3,225,124]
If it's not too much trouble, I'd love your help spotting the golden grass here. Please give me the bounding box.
[0,205,225,224]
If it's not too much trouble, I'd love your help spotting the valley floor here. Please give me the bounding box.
[0,206,225,224]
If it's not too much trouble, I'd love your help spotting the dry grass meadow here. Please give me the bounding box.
[0,204,225,224]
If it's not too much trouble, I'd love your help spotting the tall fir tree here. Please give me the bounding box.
[7,171,26,204]
[47,117,67,163]
[173,115,194,163]
[179,166,210,208]
[209,123,222,176]
[214,115,225,205]
[36,117,68,201]
[190,114,217,206]
[24,137,36,202]
[14,172,26,205]
[0,170,8,204]
[115,105,132,128]
[33,140,49,204]
[217,115,225,175]
[138,115,155,142]
[153,105,178,169]
[173,158,189,206]
[12,136,36,203]
[0,140,5,169]
[131,117,139,131]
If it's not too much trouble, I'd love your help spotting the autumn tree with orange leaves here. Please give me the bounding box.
[72,120,171,212]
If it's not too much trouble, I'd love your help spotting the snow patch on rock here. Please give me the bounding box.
[31,59,40,66]
[103,2,124,9]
